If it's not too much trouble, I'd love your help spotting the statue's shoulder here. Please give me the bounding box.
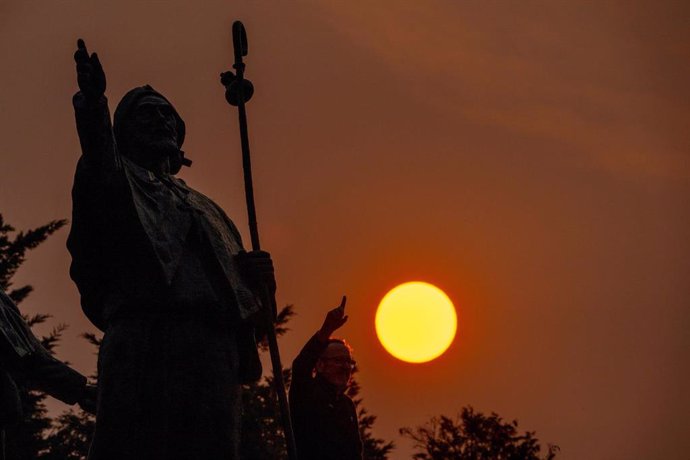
[177,183,244,245]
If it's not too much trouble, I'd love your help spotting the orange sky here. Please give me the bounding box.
[1,1,688,458]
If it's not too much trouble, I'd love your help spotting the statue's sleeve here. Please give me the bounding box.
[72,92,121,178]
[0,291,36,360]
[21,349,88,406]
[0,292,87,406]
[69,92,123,330]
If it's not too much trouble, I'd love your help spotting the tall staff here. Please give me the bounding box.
[221,20,298,460]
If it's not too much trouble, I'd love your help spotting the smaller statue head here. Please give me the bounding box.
[114,85,189,175]
[316,339,355,393]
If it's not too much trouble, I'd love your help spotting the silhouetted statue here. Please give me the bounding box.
[68,39,274,460]
[0,290,96,457]
[289,297,363,460]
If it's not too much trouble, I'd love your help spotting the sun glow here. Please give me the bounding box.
[375,282,457,363]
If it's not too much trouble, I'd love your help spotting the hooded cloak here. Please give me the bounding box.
[114,85,189,174]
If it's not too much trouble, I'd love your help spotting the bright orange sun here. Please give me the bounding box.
[375,281,457,363]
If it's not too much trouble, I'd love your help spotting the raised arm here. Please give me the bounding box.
[68,40,123,332]
[291,297,348,386]
[72,39,119,175]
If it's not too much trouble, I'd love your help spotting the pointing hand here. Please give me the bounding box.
[320,296,348,338]
[74,39,106,99]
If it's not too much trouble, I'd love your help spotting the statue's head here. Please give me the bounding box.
[114,85,189,174]
[315,338,354,393]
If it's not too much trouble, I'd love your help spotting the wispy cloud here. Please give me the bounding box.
[310,1,689,180]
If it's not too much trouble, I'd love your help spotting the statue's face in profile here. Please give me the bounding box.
[127,94,179,164]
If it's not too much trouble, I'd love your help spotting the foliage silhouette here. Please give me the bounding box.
[40,333,100,460]
[347,374,394,460]
[400,406,558,460]
[0,214,66,303]
[0,213,67,460]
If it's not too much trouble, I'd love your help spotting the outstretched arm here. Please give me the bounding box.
[72,39,119,176]
[22,351,91,408]
[0,292,94,412]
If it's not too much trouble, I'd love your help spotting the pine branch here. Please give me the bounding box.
[40,323,68,354]
[80,332,103,348]
[9,285,33,304]
[0,214,67,296]
[25,313,52,328]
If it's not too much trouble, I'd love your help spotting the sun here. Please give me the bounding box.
[375,281,457,363]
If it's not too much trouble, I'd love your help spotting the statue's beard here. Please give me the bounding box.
[147,138,179,159]
[125,137,180,172]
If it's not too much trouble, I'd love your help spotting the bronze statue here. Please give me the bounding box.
[68,39,274,460]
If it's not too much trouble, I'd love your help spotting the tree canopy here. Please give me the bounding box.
[0,213,69,460]
[400,406,558,460]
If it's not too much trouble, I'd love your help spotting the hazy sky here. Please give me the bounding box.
[1,1,688,458]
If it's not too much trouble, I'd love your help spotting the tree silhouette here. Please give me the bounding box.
[39,408,95,460]
[0,214,66,302]
[0,213,67,460]
[40,334,100,460]
[347,376,394,460]
[400,406,558,460]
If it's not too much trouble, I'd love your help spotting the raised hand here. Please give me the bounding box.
[319,296,348,338]
[74,38,106,99]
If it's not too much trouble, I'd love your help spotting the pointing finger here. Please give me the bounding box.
[77,39,89,57]
[74,39,89,63]
[339,295,347,310]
